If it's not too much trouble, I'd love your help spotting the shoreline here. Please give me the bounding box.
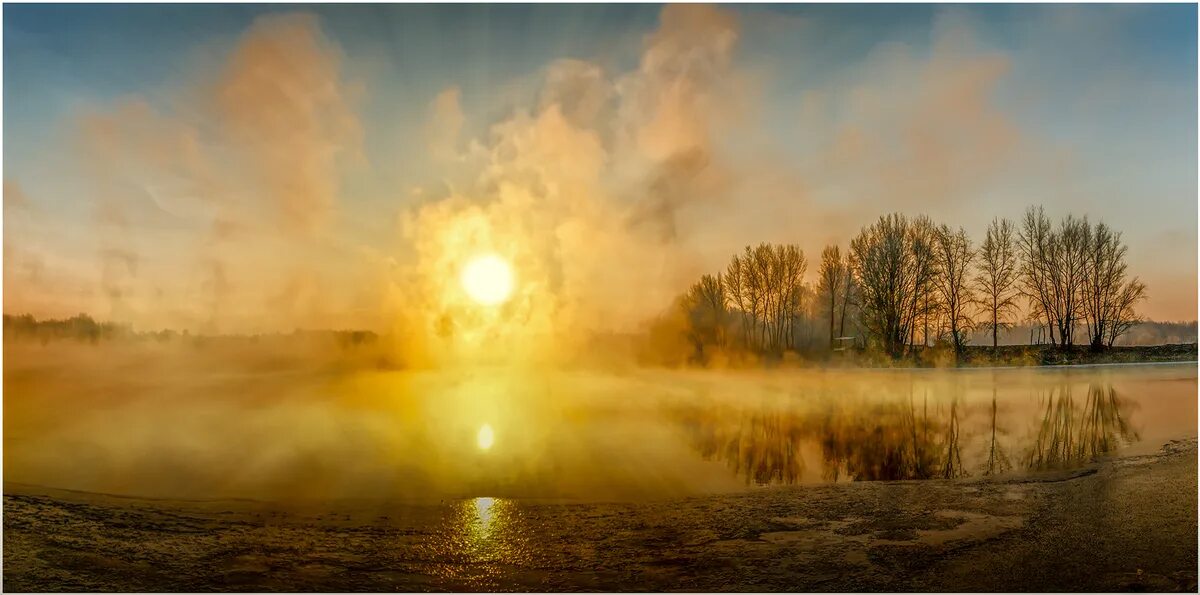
[807,343,1200,370]
[5,439,1196,592]
[820,359,1198,373]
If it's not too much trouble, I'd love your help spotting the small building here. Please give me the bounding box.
[833,336,857,352]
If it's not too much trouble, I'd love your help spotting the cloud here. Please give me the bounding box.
[75,13,362,238]
[537,60,613,129]
[58,12,365,332]
[390,5,751,365]
[694,10,1069,273]
[426,86,465,161]
[391,3,1153,362]
[11,5,1191,335]
[215,12,363,234]
[76,98,218,229]
[616,4,741,163]
[797,17,1026,216]
[4,179,33,213]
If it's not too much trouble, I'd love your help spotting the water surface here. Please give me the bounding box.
[4,342,1195,501]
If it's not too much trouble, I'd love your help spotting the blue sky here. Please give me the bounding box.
[4,4,1196,330]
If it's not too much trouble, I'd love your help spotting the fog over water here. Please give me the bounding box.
[4,340,1194,502]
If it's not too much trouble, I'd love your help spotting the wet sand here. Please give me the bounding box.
[4,439,1195,592]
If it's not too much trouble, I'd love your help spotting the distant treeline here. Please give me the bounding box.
[652,206,1167,365]
[3,313,132,342]
[965,320,1197,347]
[3,314,378,348]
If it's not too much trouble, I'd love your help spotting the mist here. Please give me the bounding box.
[3,2,1197,504]
[5,5,1195,344]
[3,328,1193,503]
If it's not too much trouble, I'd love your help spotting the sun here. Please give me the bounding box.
[460,254,514,306]
[476,424,495,451]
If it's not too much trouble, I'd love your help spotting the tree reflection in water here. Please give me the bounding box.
[676,381,1137,485]
[823,387,959,481]
[983,387,1012,476]
[687,401,806,485]
[1026,383,1139,471]
[941,398,967,479]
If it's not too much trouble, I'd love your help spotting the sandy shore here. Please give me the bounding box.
[4,439,1196,592]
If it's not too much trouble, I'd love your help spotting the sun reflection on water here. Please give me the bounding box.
[455,496,523,560]
[430,496,539,589]
[474,496,495,532]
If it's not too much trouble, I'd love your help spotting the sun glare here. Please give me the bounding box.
[460,254,514,306]
[477,424,495,451]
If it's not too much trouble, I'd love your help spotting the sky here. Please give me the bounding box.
[3,3,1196,336]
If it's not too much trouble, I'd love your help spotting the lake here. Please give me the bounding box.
[3,342,1195,502]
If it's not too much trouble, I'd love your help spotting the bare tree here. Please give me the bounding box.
[764,244,807,353]
[839,252,857,341]
[975,217,1019,350]
[1047,216,1090,347]
[934,224,976,355]
[669,206,1148,364]
[817,245,847,349]
[852,215,907,356]
[851,214,937,357]
[1081,221,1143,350]
[749,244,772,348]
[716,244,807,356]
[1018,206,1057,346]
[910,216,940,350]
[1019,207,1091,348]
[682,273,727,362]
[1106,278,1147,347]
[724,254,750,349]
[739,245,766,349]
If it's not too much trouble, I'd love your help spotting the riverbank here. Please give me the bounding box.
[825,342,1199,369]
[961,343,1198,366]
[5,439,1195,591]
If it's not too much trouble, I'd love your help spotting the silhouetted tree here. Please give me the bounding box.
[1019,206,1058,345]
[1081,222,1147,350]
[934,224,976,355]
[851,214,937,357]
[720,243,807,355]
[1020,207,1118,349]
[839,252,857,342]
[975,217,1019,350]
[724,254,751,349]
[911,216,941,349]
[817,245,848,350]
[1048,215,1090,347]
[666,205,1151,364]
[682,273,728,363]
[1107,279,1147,347]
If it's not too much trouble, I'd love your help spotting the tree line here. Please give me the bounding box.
[3,313,131,342]
[2,313,380,347]
[667,206,1147,363]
